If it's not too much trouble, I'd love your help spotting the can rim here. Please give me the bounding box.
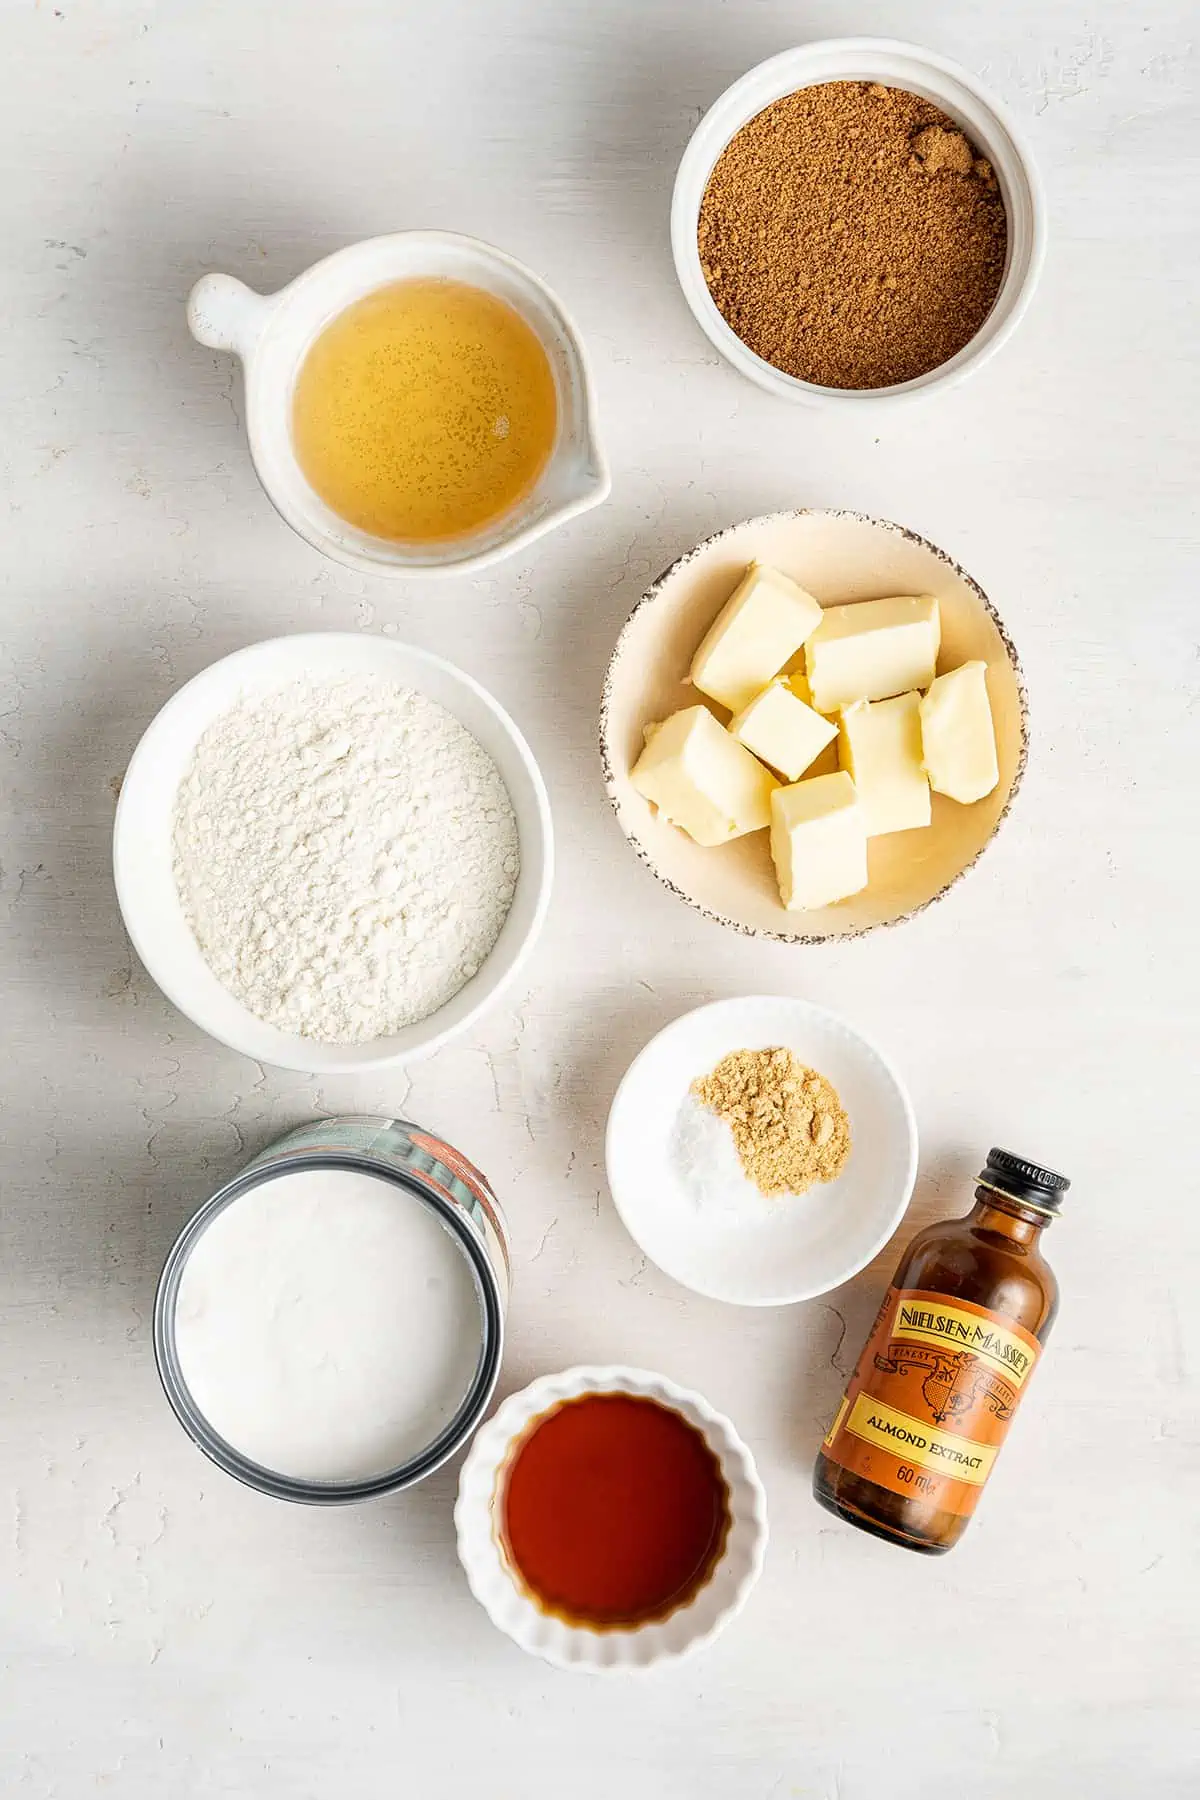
[153,1150,504,1505]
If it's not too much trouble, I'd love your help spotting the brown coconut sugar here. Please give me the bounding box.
[697,81,1007,389]
[692,1047,851,1199]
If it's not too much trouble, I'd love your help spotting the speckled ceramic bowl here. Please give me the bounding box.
[600,511,1027,942]
[454,1365,767,1672]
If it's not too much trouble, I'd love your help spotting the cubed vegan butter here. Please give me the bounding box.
[805,594,940,713]
[631,705,778,847]
[729,679,838,782]
[769,772,869,910]
[690,563,824,713]
[920,660,999,804]
[837,692,931,835]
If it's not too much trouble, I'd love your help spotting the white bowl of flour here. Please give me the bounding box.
[114,634,553,1071]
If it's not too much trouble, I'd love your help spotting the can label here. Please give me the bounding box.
[821,1287,1042,1518]
[245,1115,510,1300]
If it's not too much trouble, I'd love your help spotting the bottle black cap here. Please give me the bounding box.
[981,1148,1071,1213]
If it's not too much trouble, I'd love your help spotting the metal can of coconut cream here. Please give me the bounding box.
[154,1116,509,1504]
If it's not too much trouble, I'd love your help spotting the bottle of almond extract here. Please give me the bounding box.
[814,1149,1069,1553]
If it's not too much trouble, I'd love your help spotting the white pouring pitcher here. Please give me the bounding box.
[189,231,610,577]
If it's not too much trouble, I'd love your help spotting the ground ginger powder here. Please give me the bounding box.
[692,1048,851,1199]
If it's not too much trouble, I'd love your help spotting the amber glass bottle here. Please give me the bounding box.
[814,1149,1069,1554]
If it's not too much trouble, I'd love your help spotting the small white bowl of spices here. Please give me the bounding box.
[113,634,553,1073]
[606,996,918,1306]
[671,38,1045,404]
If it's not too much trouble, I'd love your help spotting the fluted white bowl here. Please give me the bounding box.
[454,1365,767,1671]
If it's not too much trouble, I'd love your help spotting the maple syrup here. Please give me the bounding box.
[501,1392,729,1627]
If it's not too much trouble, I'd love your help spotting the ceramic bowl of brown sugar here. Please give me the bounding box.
[600,510,1028,943]
[671,38,1045,404]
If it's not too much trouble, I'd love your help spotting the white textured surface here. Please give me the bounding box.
[0,3,1195,1796]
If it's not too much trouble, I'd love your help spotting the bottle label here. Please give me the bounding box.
[821,1287,1042,1518]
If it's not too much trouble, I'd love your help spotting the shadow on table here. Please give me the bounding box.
[1,640,316,1368]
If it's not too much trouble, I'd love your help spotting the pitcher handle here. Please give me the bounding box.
[187,273,275,358]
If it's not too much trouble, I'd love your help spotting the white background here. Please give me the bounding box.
[1,1,1196,1794]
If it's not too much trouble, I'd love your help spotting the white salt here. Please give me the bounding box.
[669,1093,794,1222]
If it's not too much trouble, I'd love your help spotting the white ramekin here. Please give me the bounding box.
[188,231,610,576]
[671,38,1046,406]
[113,633,553,1074]
[454,1365,767,1672]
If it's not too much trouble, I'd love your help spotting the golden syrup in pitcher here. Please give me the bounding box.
[292,277,557,544]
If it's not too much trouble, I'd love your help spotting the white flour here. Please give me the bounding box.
[172,675,519,1043]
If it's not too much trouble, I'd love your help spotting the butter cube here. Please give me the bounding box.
[805,594,941,713]
[770,772,869,910]
[837,692,931,836]
[920,661,999,803]
[729,679,837,782]
[690,563,824,713]
[631,706,778,847]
